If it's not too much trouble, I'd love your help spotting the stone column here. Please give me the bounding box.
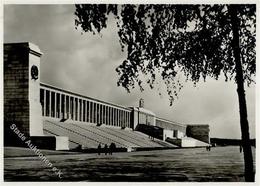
[76,98,79,121]
[76,97,78,121]
[110,108,113,125]
[111,108,113,126]
[84,100,86,122]
[107,106,109,125]
[94,102,96,123]
[117,109,119,127]
[59,93,61,118]
[122,111,123,126]
[73,97,75,120]
[100,105,102,124]
[91,102,94,123]
[119,110,121,126]
[121,110,123,126]
[43,89,46,116]
[81,100,84,122]
[99,104,102,124]
[94,103,96,124]
[110,107,112,125]
[126,112,128,127]
[91,102,93,123]
[115,109,117,126]
[123,111,125,127]
[80,99,83,121]
[101,105,103,124]
[114,108,116,126]
[123,111,125,126]
[96,103,98,124]
[128,112,130,128]
[97,104,99,124]
[87,101,89,122]
[104,106,107,124]
[70,97,73,120]
[53,92,56,118]
[125,112,128,127]
[128,112,131,128]
[77,98,80,121]
[111,107,114,126]
[91,101,93,123]
[107,107,109,125]
[103,105,104,124]
[86,101,88,122]
[78,98,80,121]
[74,98,77,121]
[76,98,78,121]
[90,102,92,123]
[68,96,70,119]
[64,95,66,119]
[103,105,106,124]
[89,102,91,122]
[116,109,119,126]
[49,91,52,117]
[82,100,84,122]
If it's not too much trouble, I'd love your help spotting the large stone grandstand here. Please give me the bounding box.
[4,42,210,151]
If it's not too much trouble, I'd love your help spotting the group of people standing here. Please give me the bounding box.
[97,143,116,155]
[206,145,211,151]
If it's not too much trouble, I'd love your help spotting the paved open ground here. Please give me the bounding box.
[4,146,255,182]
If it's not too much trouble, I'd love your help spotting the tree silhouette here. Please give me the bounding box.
[74,4,255,181]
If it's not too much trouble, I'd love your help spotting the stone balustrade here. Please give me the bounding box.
[40,83,132,128]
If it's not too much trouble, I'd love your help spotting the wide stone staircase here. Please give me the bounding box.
[43,119,176,150]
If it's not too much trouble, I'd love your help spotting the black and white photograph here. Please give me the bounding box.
[2,1,257,183]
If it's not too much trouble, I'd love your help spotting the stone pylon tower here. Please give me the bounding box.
[4,42,68,150]
[4,43,43,145]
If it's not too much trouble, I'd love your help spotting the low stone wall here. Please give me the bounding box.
[30,136,69,150]
[166,138,182,147]
[186,125,210,143]
[135,124,163,140]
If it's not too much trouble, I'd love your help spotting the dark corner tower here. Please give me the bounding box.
[4,42,68,150]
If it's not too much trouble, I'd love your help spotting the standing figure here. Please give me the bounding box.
[109,143,113,155]
[104,144,108,155]
[97,143,101,155]
[109,143,116,155]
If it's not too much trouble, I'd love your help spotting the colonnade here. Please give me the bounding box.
[40,83,131,128]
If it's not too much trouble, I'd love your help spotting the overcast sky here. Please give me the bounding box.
[4,4,255,139]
